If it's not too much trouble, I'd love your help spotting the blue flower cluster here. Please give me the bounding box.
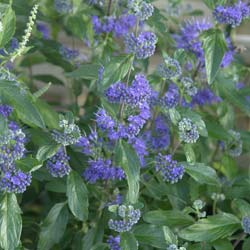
[242,216,250,234]
[167,244,186,250]
[155,154,184,184]
[83,158,125,184]
[52,119,81,146]
[143,115,170,151]
[161,83,180,108]
[46,147,71,178]
[108,205,141,232]
[213,1,250,27]
[0,105,31,193]
[92,14,136,37]
[174,18,234,67]
[125,31,157,59]
[128,0,154,21]
[181,77,197,97]
[107,235,121,250]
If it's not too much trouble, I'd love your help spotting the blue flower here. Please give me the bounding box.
[242,216,250,234]
[178,118,199,144]
[107,235,121,250]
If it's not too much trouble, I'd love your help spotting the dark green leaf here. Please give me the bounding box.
[67,171,89,221]
[200,28,227,84]
[0,80,45,128]
[243,238,250,250]
[179,213,240,242]
[134,224,168,248]
[45,179,67,193]
[183,162,219,186]
[120,232,138,250]
[0,4,16,47]
[38,202,69,250]
[16,156,42,173]
[212,239,233,250]
[116,141,140,204]
[65,64,100,80]
[0,193,22,250]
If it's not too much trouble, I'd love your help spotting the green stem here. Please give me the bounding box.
[212,200,217,215]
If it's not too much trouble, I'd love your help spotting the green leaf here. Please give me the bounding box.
[16,156,42,173]
[143,210,194,227]
[0,4,16,47]
[179,213,240,242]
[45,179,66,193]
[0,80,45,128]
[216,74,250,115]
[101,56,133,90]
[184,144,196,163]
[212,239,233,250]
[34,82,52,98]
[65,64,100,80]
[183,162,219,186]
[33,74,64,85]
[120,232,138,250]
[203,0,226,9]
[116,141,140,204]
[67,171,89,221]
[168,108,181,125]
[200,28,227,84]
[38,202,69,250]
[0,193,22,250]
[232,199,250,217]
[163,226,177,245]
[243,238,250,250]
[133,224,168,248]
[0,115,8,136]
[36,144,60,162]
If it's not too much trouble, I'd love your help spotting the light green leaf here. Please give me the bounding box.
[38,202,69,250]
[67,171,89,221]
[36,144,60,162]
[65,64,100,79]
[120,232,138,250]
[179,213,240,242]
[200,28,227,84]
[0,193,22,250]
[183,162,219,186]
[116,141,140,204]
[232,199,250,217]
[184,144,196,163]
[213,239,233,250]
[143,210,194,227]
[16,156,42,173]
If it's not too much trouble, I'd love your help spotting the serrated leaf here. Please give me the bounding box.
[0,193,22,250]
[200,28,227,84]
[183,162,219,186]
[179,213,240,242]
[34,82,51,98]
[116,141,140,204]
[38,202,69,250]
[120,232,138,250]
[67,171,89,221]
[143,210,194,227]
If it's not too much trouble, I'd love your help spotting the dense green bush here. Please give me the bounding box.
[0,0,250,249]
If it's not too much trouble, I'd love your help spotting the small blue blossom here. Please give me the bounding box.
[107,235,121,250]
[0,104,13,118]
[59,45,79,60]
[242,216,250,234]
[125,32,157,59]
[155,154,184,184]
[181,77,197,97]
[128,0,154,21]
[178,118,199,143]
[0,168,31,193]
[37,22,50,39]
[161,83,180,108]
[46,148,71,178]
[191,88,221,106]
[108,205,141,232]
[83,158,125,183]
